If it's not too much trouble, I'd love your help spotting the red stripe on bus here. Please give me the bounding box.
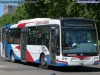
[17,23,27,28]
[73,56,90,60]
[15,46,20,50]
[56,59,68,64]
[26,50,34,62]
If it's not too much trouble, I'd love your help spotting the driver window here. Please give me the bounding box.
[62,31,73,47]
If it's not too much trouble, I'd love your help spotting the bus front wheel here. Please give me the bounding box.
[40,54,49,69]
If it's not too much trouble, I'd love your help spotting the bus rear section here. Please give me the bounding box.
[58,18,100,66]
[1,26,8,57]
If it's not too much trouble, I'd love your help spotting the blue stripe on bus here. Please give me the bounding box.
[46,55,50,65]
[14,53,21,60]
[6,24,12,29]
[34,55,50,64]
[7,44,12,58]
[56,62,68,66]
[35,59,39,63]
[7,44,21,60]
[93,61,99,65]
[2,42,4,48]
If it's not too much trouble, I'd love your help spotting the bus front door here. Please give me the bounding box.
[20,28,27,61]
[49,29,57,65]
[3,28,8,57]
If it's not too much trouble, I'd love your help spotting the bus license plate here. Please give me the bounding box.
[79,63,84,65]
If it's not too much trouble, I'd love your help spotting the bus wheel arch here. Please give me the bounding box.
[10,50,15,63]
[39,52,49,69]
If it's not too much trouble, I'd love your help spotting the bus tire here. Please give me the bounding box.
[40,54,49,69]
[10,52,15,63]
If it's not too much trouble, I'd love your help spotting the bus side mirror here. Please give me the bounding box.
[55,29,58,36]
[98,40,100,46]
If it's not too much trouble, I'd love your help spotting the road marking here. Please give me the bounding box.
[93,72,100,73]
[0,65,9,68]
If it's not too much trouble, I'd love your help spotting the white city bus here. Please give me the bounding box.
[1,18,99,69]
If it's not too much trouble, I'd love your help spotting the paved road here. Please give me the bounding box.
[0,57,100,75]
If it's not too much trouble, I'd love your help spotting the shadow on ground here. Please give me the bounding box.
[4,59,100,72]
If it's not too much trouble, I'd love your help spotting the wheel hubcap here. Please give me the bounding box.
[42,57,46,65]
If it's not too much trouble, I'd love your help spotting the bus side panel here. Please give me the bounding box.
[1,42,69,66]
[26,45,69,66]
[7,44,13,58]
[8,44,21,60]
[1,41,5,57]
[5,44,69,66]
[26,45,50,64]
[26,45,68,66]
[6,44,52,65]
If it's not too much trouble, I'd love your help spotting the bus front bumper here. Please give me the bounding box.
[69,58,99,66]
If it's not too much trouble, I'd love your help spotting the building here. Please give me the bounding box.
[4,5,18,14]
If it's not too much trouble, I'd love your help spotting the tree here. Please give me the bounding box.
[12,4,28,24]
[0,0,100,39]
[0,14,12,26]
[0,4,28,27]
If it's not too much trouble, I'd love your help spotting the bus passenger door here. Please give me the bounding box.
[3,28,8,57]
[20,28,28,61]
[49,26,58,65]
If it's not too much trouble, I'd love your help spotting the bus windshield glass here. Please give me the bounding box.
[62,28,97,53]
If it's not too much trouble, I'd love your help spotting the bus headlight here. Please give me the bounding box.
[84,57,91,60]
[71,57,79,61]
[94,57,99,60]
[62,57,68,60]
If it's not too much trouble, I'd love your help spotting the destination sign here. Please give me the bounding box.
[61,19,94,27]
[76,0,100,3]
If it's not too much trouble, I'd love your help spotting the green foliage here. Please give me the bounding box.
[0,0,100,39]
[24,0,100,39]
[0,4,28,27]
[0,14,12,26]
[12,4,28,24]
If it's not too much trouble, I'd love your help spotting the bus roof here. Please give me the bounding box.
[6,18,60,29]
[5,17,94,29]
[18,18,51,24]
[18,18,92,24]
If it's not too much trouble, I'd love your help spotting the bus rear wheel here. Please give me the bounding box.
[10,52,15,63]
[40,54,49,69]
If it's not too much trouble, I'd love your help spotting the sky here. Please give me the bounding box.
[0,0,21,17]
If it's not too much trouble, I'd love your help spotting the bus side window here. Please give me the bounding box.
[9,37,13,43]
[37,32,44,45]
[8,30,14,44]
[27,27,36,45]
[46,34,49,45]
[8,29,21,44]
[57,36,60,50]
[14,29,20,44]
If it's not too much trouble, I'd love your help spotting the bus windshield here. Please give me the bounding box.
[62,28,98,53]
